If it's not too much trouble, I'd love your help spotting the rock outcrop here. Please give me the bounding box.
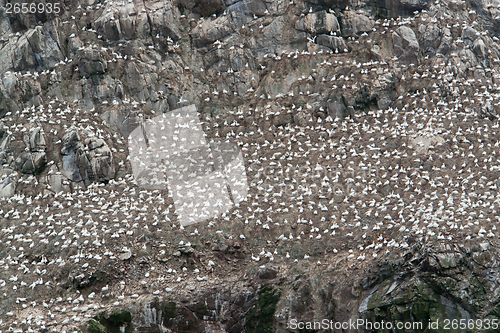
[61,129,115,183]
[393,25,420,62]
[295,10,341,35]
[341,11,374,37]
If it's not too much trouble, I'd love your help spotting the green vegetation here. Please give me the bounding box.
[164,301,177,321]
[89,309,132,333]
[88,319,107,333]
[245,286,281,333]
[108,309,132,324]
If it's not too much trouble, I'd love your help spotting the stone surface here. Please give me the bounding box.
[327,94,347,119]
[462,26,480,43]
[473,38,487,57]
[316,34,347,52]
[0,168,16,198]
[341,11,374,37]
[78,47,108,77]
[411,134,445,154]
[227,0,268,29]
[190,15,233,47]
[393,25,420,61]
[61,129,115,182]
[0,22,63,76]
[119,251,132,260]
[295,10,340,35]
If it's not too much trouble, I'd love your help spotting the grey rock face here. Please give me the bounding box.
[399,0,430,8]
[78,47,108,77]
[473,38,487,57]
[0,168,16,198]
[147,6,182,42]
[436,28,452,55]
[93,1,182,41]
[327,94,346,119]
[190,15,233,47]
[458,48,479,69]
[1,72,18,98]
[13,125,47,174]
[462,26,480,43]
[392,26,420,62]
[295,10,340,35]
[375,0,430,17]
[180,0,226,17]
[29,127,46,152]
[46,167,71,193]
[418,23,442,53]
[227,0,268,29]
[15,151,46,174]
[61,130,115,183]
[341,11,374,37]
[316,35,347,52]
[0,22,63,76]
[101,107,142,139]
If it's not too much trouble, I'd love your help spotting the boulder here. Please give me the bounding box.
[1,72,18,98]
[258,266,278,280]
[61,130,115,183]
[0,23,63,75]
[418,23,441,53]
[227,0,267,28]
[294,111,308,126]
[316,35,347,52]
[462,26,480,43]
[78,47,108,77]
[15,151,46,174]
[28,127,46,152]
[0,170,16,198]
[0,121,6,141]
[411,134,445,154]
[295,10,340,35]
[0,130,10,167]
[370,44,384,60]
[327,94,347,119]
[190,15,233,47]
[13,125,47,174]
[341,11,374,37]
[473,38,487,58]
[119,251,132,261]
[392,26,419,61]
[436,28,452,56]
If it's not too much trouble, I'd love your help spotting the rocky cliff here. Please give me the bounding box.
[3,0,500,331]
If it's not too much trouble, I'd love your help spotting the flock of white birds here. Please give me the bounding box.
[2,0,500,332]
